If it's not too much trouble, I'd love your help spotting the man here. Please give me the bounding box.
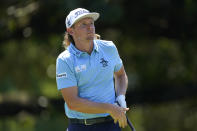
[56,8,129,131]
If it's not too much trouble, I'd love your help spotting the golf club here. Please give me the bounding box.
[116,102,136,131]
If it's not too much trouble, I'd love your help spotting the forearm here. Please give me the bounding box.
[115,73,128,96]
[67,97,113,114]
[61,87,114,114]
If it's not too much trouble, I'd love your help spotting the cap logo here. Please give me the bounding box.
[74,10,89,18]
[66,8,99,28]
[67,17,71,26]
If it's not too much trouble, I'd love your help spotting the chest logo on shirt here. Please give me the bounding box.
[100,58,108,67]
[75,64,87,73]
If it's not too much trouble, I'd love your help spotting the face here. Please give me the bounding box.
[68,18,95,42]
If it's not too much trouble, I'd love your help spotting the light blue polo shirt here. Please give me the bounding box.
[56,40,123,119]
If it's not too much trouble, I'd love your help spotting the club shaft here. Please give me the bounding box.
[126,114,136,131]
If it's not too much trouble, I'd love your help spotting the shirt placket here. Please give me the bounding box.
[90,51,96,67]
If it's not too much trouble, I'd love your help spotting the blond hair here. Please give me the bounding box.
[62,33,101,49]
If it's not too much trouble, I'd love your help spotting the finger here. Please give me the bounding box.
[121,118,125,128]
[122,115,127,128]
[118,120,122,128]
[119,112,127,128]
[114,118,118,124]
[122,107,129,114]
[123,107,129,111]
[123,115,127,128]
[118,115,124,128]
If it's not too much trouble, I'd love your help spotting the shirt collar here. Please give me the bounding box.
[68,43,83,57]
[68,40,99,57]
[93,40,99,52]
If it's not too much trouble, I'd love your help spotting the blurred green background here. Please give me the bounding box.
[0,0,197,131]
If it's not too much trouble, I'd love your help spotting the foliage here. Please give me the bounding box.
[0,0,197,130]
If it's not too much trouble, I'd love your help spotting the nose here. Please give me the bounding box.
[87,24,94,32]
[87,24,94,29]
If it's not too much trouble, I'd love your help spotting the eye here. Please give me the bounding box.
[79,23,87,28]
[83,23,87,26]
[90,22,94,25]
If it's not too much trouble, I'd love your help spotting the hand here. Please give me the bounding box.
[116,95,127,108]
[109,104,129,128]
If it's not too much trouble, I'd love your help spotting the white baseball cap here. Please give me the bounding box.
[65,8,100,28]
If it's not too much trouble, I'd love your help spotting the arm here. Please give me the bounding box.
[114,66,128,97]
[61,86,113,114]
[60,86,129,128]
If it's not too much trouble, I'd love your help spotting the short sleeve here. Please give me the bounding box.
[112,44,123,72]
[56,58,77,90]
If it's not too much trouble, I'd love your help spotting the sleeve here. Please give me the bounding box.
[56,57,77,90]
[112,43,123,72]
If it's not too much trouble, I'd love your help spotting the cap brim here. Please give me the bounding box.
[72,13,99,26]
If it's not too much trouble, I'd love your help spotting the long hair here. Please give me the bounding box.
[62,32,75,49]
[62,33,101,49]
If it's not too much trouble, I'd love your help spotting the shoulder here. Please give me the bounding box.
[56,50,74,64]
[95,40,118,53]
[95,39,115,47]
[95,40,117,51]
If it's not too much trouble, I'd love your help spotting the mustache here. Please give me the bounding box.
[87,31,94,34]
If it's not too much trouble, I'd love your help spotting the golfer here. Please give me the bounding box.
[56,8,129,131]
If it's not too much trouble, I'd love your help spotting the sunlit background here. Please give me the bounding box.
[0,0,197,131]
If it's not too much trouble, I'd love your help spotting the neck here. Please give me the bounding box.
[75,40,94,55]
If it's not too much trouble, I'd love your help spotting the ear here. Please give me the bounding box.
[67,28,74,35]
